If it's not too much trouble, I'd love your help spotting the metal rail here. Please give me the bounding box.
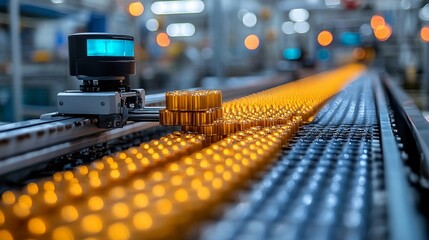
[381,75,429,180]
[0,121,158,176]
[372,72,425,240]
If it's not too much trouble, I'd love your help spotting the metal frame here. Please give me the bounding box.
[0,121,158,176]
[372,72,425,240]
[381,74,429,181]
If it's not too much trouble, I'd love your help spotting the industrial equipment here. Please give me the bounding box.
[53,33,157,128]
[0,34,428,239]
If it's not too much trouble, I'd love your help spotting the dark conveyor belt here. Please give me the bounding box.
[201,75,387,240]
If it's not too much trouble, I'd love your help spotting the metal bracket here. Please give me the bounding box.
[56,89,146,128]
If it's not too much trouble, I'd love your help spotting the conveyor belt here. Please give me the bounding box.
[0,66,427,240]
[201,76,385,240]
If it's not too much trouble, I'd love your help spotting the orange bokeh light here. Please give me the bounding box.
[353,48,365,60]
[129,1,144,17]
[317,30,333,47]
[370,15,385,30]
[374,24,392,41]
[244,34,260,50]
[156,32,170,47]
[421,26,429,42]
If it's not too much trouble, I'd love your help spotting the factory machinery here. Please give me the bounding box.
[1,34,429,240]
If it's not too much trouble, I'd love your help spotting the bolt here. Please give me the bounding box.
[101,102,105,106]
[59,101,63,106]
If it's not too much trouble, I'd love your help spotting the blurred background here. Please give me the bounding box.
[0,0,428,122]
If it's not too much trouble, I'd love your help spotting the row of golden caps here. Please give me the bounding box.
[165,90,222,111]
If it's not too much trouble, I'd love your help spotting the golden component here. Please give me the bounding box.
[165,91,174,110]
[194,110,214,126]
[196,125,216,136]
[179,112,192,126]
[159,109,172,126]
[164,90,223,112]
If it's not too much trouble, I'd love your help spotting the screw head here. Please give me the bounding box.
[59,101,64,106]
[101,102,105,106]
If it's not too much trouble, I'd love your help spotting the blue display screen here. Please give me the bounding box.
[86,39,134,57]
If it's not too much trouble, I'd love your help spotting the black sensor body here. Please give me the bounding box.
[68,33,135,80]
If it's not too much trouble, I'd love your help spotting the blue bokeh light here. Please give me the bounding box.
[283,48,302,60]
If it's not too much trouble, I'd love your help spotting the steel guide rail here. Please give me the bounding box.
[380,74,429,182]
[372,72,425,240]
[0,116,100,160]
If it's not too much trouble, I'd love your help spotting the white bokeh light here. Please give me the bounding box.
[237,9,249,20]
[325,0,340,7]
[420,4,429,21]
[242,12,257,28]
[146,19,159,32]
[166,23,196,37]
[289,8,309,22]
[151,0,204,15]
[294,21,310,33]
[281,21,295,34]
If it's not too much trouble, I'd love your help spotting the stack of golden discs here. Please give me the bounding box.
[160,90,224,146]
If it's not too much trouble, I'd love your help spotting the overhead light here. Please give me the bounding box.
[317,30,333,47]
[374,24,392,41]
[318,49,331,61]
[281,21,295,34]
[156,32,170,47]
[51,0,64,3]
[237,9,249,20]
[201,48,213,59]
[242,12,257,28]
[166,23,196,37]
[289,8,309,22]
[294,21,310,34]
[151,0,204,15]
[353,48,366,60]
[401,0,411,10]
[340,32,361,46]
[420,4,429,21]
[129,1,144,17]
[146,19,159,32]
[359,24,373,37]
[283,48,302,60]
[325,0,340,7]
[244,34,260,50]
[370,15,385,29]
[421,26,429,42]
